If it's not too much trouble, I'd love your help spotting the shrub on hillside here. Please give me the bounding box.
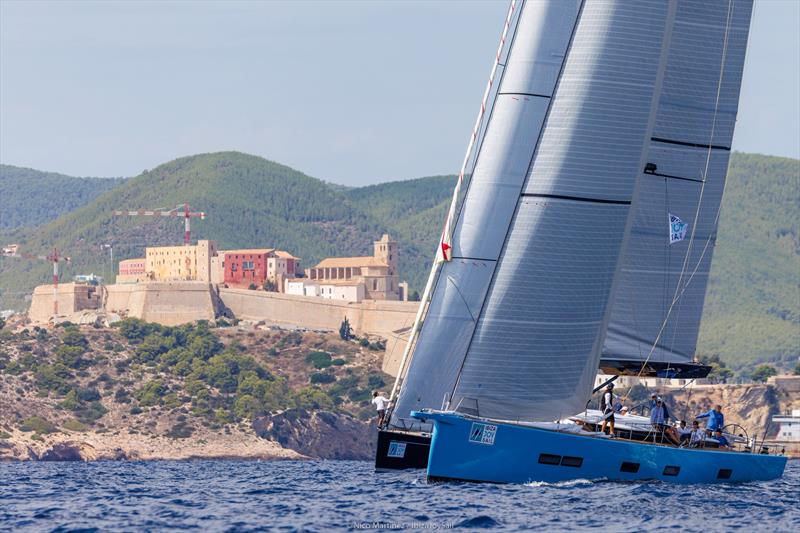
[233,394,262,419]
[135,379,168,407]
[116,318,162,343]
[751,364,778,383]
[305,351,332,369]
[114,387,131,404]
[135,333,177,364]
[62,419,88,432]
[61,327,88,349]
[166,422,193,439]
[35,363,73,395]
[19,416,57,434]
[310,372,336,385]
[55,344,91,370]
[367,374,385,388]
[294,387,334,410]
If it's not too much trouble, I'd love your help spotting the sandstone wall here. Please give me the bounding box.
[29,283,102,323]
[105,282,215,325]
[218,288,416,334]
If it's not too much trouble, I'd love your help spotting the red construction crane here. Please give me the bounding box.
[2,246,71,316]
[113,203,206,246]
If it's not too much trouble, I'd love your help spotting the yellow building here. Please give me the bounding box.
[145,240,218,282]
[306,234,402,300]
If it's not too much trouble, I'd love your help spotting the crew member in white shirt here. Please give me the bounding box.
[372,391,391,427]
[689,420,705,447]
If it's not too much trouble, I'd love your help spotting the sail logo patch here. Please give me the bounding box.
[387,441,407,458]
[468,423,497,445]
[669,213,688,244]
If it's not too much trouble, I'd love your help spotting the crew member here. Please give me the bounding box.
[650,397,680,445]
[696,405,725,435]
[677,420,692,444]
[714,428,732,450]
[372,391,390,427]
[600,383,617,437]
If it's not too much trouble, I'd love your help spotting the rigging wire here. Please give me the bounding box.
[623,0,736,401]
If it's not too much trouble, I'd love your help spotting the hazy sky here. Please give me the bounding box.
[1,0,798,186]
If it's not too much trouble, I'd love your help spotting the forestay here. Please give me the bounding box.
[602,0,753,372]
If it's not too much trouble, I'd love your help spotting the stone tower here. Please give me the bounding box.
[373,234,398,275]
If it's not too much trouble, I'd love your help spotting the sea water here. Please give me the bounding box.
[1,459,797,532]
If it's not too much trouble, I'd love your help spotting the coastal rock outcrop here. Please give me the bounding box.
[39,442,86,461]
[253,409,376,460]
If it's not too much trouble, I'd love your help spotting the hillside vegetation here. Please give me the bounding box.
[0,151,797,371]
[0,165,125,229]
[0,320,389,454]
[697,153,799,371]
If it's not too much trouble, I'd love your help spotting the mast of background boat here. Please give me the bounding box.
[387,0,520,409]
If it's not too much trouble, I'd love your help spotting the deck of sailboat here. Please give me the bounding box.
[418,409,752,454]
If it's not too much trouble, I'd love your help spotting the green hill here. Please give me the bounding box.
[0,152,452,309]
[697,153,799,372]
[0,165,125,229]
[0,151,796,372]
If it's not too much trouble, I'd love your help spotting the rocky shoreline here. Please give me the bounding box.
[0,426,304,462]
[0,409,377,462]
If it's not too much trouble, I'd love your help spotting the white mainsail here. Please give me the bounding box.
[601,0,753,373]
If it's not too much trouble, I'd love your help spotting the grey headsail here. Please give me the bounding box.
[601,0,754,378]
[388,0,583,430]
[450,0,679,422]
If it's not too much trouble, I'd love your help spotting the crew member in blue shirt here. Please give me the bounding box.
[696,405,725,435]
[713,428,732,450]
[650,397,680,445]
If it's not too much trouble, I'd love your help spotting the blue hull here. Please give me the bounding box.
[414,411,787,484]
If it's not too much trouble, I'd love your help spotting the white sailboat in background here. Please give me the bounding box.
[382,0,788,483]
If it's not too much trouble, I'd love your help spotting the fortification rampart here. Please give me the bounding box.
[29,283,102,323]
[29,282,416,374]
[218,287,417,335]
[105,282,215,325]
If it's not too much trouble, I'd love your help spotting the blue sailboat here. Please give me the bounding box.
[414,411,787,484]
[398,0,788,483]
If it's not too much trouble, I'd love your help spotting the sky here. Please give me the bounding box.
[1,0,798,186]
